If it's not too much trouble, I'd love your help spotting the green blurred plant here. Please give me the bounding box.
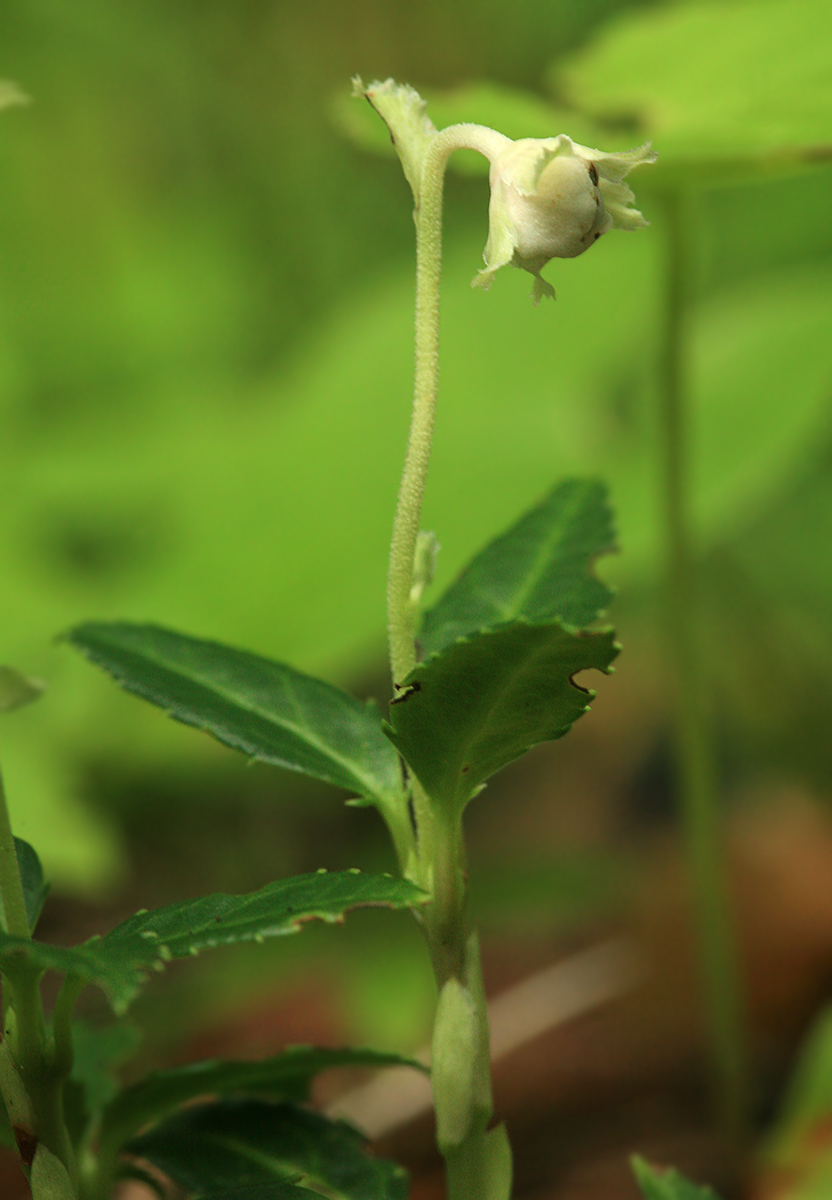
[0,67,652,1199]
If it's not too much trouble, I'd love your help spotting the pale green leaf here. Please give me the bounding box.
[556,0,832,187]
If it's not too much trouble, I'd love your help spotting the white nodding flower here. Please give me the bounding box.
[474,135,657,304]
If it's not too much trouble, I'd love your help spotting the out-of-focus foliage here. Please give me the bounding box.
[556,0,832,185]
[1,0,831,894]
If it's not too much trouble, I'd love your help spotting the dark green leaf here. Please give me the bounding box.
[64,623,405,813]
[127,1099,408,1200]
[0,1095,13,1151]
[14,838,49,934]
[632,1157,722,1200]
[0,871,425,1014]
[386,623,618,812]
[195,1185,326,1200]
[101,1046,428,1152]
[420,479,615,656]
[64,1020,142,1144]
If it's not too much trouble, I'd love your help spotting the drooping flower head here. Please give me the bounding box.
[353,79,656,305]
[474,135,656,303]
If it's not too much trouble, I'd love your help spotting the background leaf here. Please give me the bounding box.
[555,0,832,186]
[632,1157,722,1200]
[420,478,615,655]
[386,623,618,812]
[14,837,49,933]
[0,871,424,1013]
[65,623,405,814]
[0,667,45,713]
[127,1098,408,1200]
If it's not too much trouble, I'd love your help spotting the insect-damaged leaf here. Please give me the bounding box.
[386,622,618,814]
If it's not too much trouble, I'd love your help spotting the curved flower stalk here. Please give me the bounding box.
[356,77,654,1200]
[476,135,656,303]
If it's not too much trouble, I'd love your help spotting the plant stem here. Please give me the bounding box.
[658,188,746,1137]
[385,123,510,688]
[0,767,78,1192]
[385,124,511,1200]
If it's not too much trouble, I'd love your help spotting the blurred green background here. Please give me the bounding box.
[1,0,831,1054]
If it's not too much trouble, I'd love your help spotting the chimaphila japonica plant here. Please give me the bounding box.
[0,79,655,1200]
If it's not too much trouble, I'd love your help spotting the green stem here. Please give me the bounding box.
[427,814,495,1200]
[385,123,510,688]
[658,188,746,1137]
[385,123,511,1199]
[0,768,78,1192]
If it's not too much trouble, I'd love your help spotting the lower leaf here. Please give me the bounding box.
[127,1098,408,1200]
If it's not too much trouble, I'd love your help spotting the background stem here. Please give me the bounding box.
[658,188,747,1137]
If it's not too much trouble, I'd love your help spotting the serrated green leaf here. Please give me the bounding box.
[64,622,405,815]
[420,479,615,656]
[386,623,618,813]
[556,0,832,188]
[14,837,49,934]
[127,1099,408,1200]
[101,1045,428,1154]
[0,871,425,1014]
[0,666,45,713]
[632,1157,722,1200]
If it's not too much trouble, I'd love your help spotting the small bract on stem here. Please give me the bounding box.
[355,76,655,1200]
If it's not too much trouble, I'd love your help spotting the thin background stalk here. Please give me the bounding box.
[658,188,746,1137]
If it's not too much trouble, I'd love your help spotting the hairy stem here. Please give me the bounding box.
[658,188,746,1137]
[385,123,511,1200]
[386,123,510,687]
